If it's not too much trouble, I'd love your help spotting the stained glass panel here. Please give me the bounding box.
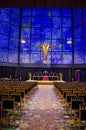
[62,17,71,27]
[22,17,31,27]
[0,49,8,62]
[52,17,61,27]
[31,52,40,63]
[74,27,83,38]
[32,17,41,27]
[0,9,10,22]
[9,51,18,63]
[22,8,31,16]
[62,27,72,38]
[62,8,71,16]
[52,52,61,64]
[52,28,61,39]
[42,8,51,17]
[52,39,62,51]
[52,8,61,16]
[42,28,51,39]
[74,51,84,64]
[74,38,83,51]
[20,51,30,63]
[10,25,19,38]
[62,52,72,64]
[21,28,31,39]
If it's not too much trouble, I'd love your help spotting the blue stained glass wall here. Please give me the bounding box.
[73,8,86,64]
[20,8,72,64]
[0,7,86,65]
[0,8,20,63]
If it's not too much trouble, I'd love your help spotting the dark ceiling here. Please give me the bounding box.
[0,0,86,7]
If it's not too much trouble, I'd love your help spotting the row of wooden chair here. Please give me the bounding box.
[0,79,37,128]
[54,82,86,128]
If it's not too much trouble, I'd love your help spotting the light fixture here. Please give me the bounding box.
[67,38,72,44]
[21,38,26,44]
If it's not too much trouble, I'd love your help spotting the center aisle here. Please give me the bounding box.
[19,85,65,130]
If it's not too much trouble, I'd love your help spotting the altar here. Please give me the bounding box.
[42,75,49,80]
[33,75,59,80]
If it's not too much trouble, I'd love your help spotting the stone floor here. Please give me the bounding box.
[19,85,65,130]
[2,84,86,130]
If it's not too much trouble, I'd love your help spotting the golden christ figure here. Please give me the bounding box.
[38,43,53,64]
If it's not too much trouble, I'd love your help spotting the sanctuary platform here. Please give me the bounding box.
[26,80,65,85]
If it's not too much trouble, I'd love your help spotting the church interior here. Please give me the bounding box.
[0,0,86,130]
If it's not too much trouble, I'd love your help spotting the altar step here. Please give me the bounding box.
[26,80,66,85]
[37,80,54,85]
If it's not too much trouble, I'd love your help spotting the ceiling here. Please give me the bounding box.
[0,0,86,7]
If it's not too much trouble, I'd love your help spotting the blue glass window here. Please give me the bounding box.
[11,13,20,25]
[0,48,8,62]
[84,24,86,36]
[85,50,86,63]
[0,9,10,22]
[62,27,72,38]
[9,51,18,63]
[42,28,51,39]
[12,8,20,14]
[52,52,61,64]
[22,16,31,27]
[74,38,83,51]
[84,11,86,24]
[21,28,31,39]
[62,17,71,27]
[0,22,9,35]
[10,25,19,38]
[20,51,30,63]
[84,37,86,49]
[9,38,18,51]
[20,39,30,51]
[52,28,61,39]
[52,8,61,16]
[41,40,52,45]
[74,27,83,38]
[31,28,41,39]
[74,51,84,64]
[52,17,61,27]
[32,8,41,16]
[31,39,40,51]
[32,17,41,27]
[74,14,83,27]
[62,39,72,51]
[42,17,51,27]
[62,52,72,64]
[73,8,82,16]
[22,8,31,16]
[52,39,62,51]
[0,35,8,49]
[31,52,40,63]
[42,8,51,17]
[62,8,71,16]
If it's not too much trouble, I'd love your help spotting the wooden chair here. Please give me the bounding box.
[0,101,2,128]
[71,97,84,119]
[11,92,21,108]
[78,93,86,103]
[66,93,77,105]
[79,104,86,126]
[2,97,15,127]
